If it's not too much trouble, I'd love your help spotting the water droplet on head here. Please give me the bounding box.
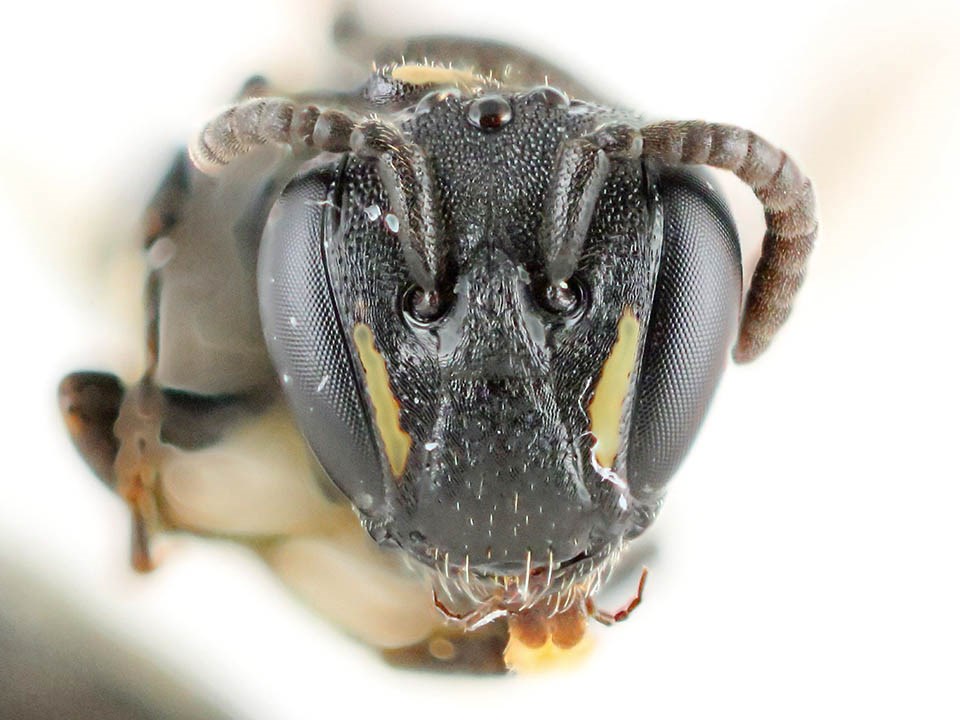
[384,213,400,233]
[467,95,512,132]
[368,524,389,543]
[414,88,461,115]
[526,85,569,108]
[364,204,382,221]
[355,492,374,510]
[568,99,594,116]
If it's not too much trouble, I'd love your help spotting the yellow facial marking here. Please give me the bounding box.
[353,323,411,479]
[391,63,483,89]
[503,632,596,673]
[588,307,641,469]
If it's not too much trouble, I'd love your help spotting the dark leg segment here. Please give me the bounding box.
[58,372,155,572]
[58,372,124,485]
[586,566,649,626]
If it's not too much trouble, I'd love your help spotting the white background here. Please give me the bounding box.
[1,0,958,717]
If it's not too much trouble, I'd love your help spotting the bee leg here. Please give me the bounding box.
[111,374,304,570]
[121,115,311,566]
[381,619,510,674]
[57,371,158,572]
[58,372,124,487]
[111,375,166,573]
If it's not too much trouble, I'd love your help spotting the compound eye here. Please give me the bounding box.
[627,167,742,500]
[535,276,589,320]
[259,161,389,519]
[401,284,449,327]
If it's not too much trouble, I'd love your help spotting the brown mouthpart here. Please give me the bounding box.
[432,565,649,650]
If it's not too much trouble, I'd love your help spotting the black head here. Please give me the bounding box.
[259,84,741,611]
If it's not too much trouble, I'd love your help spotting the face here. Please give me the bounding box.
[259,87,741,616]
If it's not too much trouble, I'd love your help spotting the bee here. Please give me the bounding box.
[59,16,816,673]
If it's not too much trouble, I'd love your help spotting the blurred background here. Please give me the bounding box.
[1,0,957,717]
